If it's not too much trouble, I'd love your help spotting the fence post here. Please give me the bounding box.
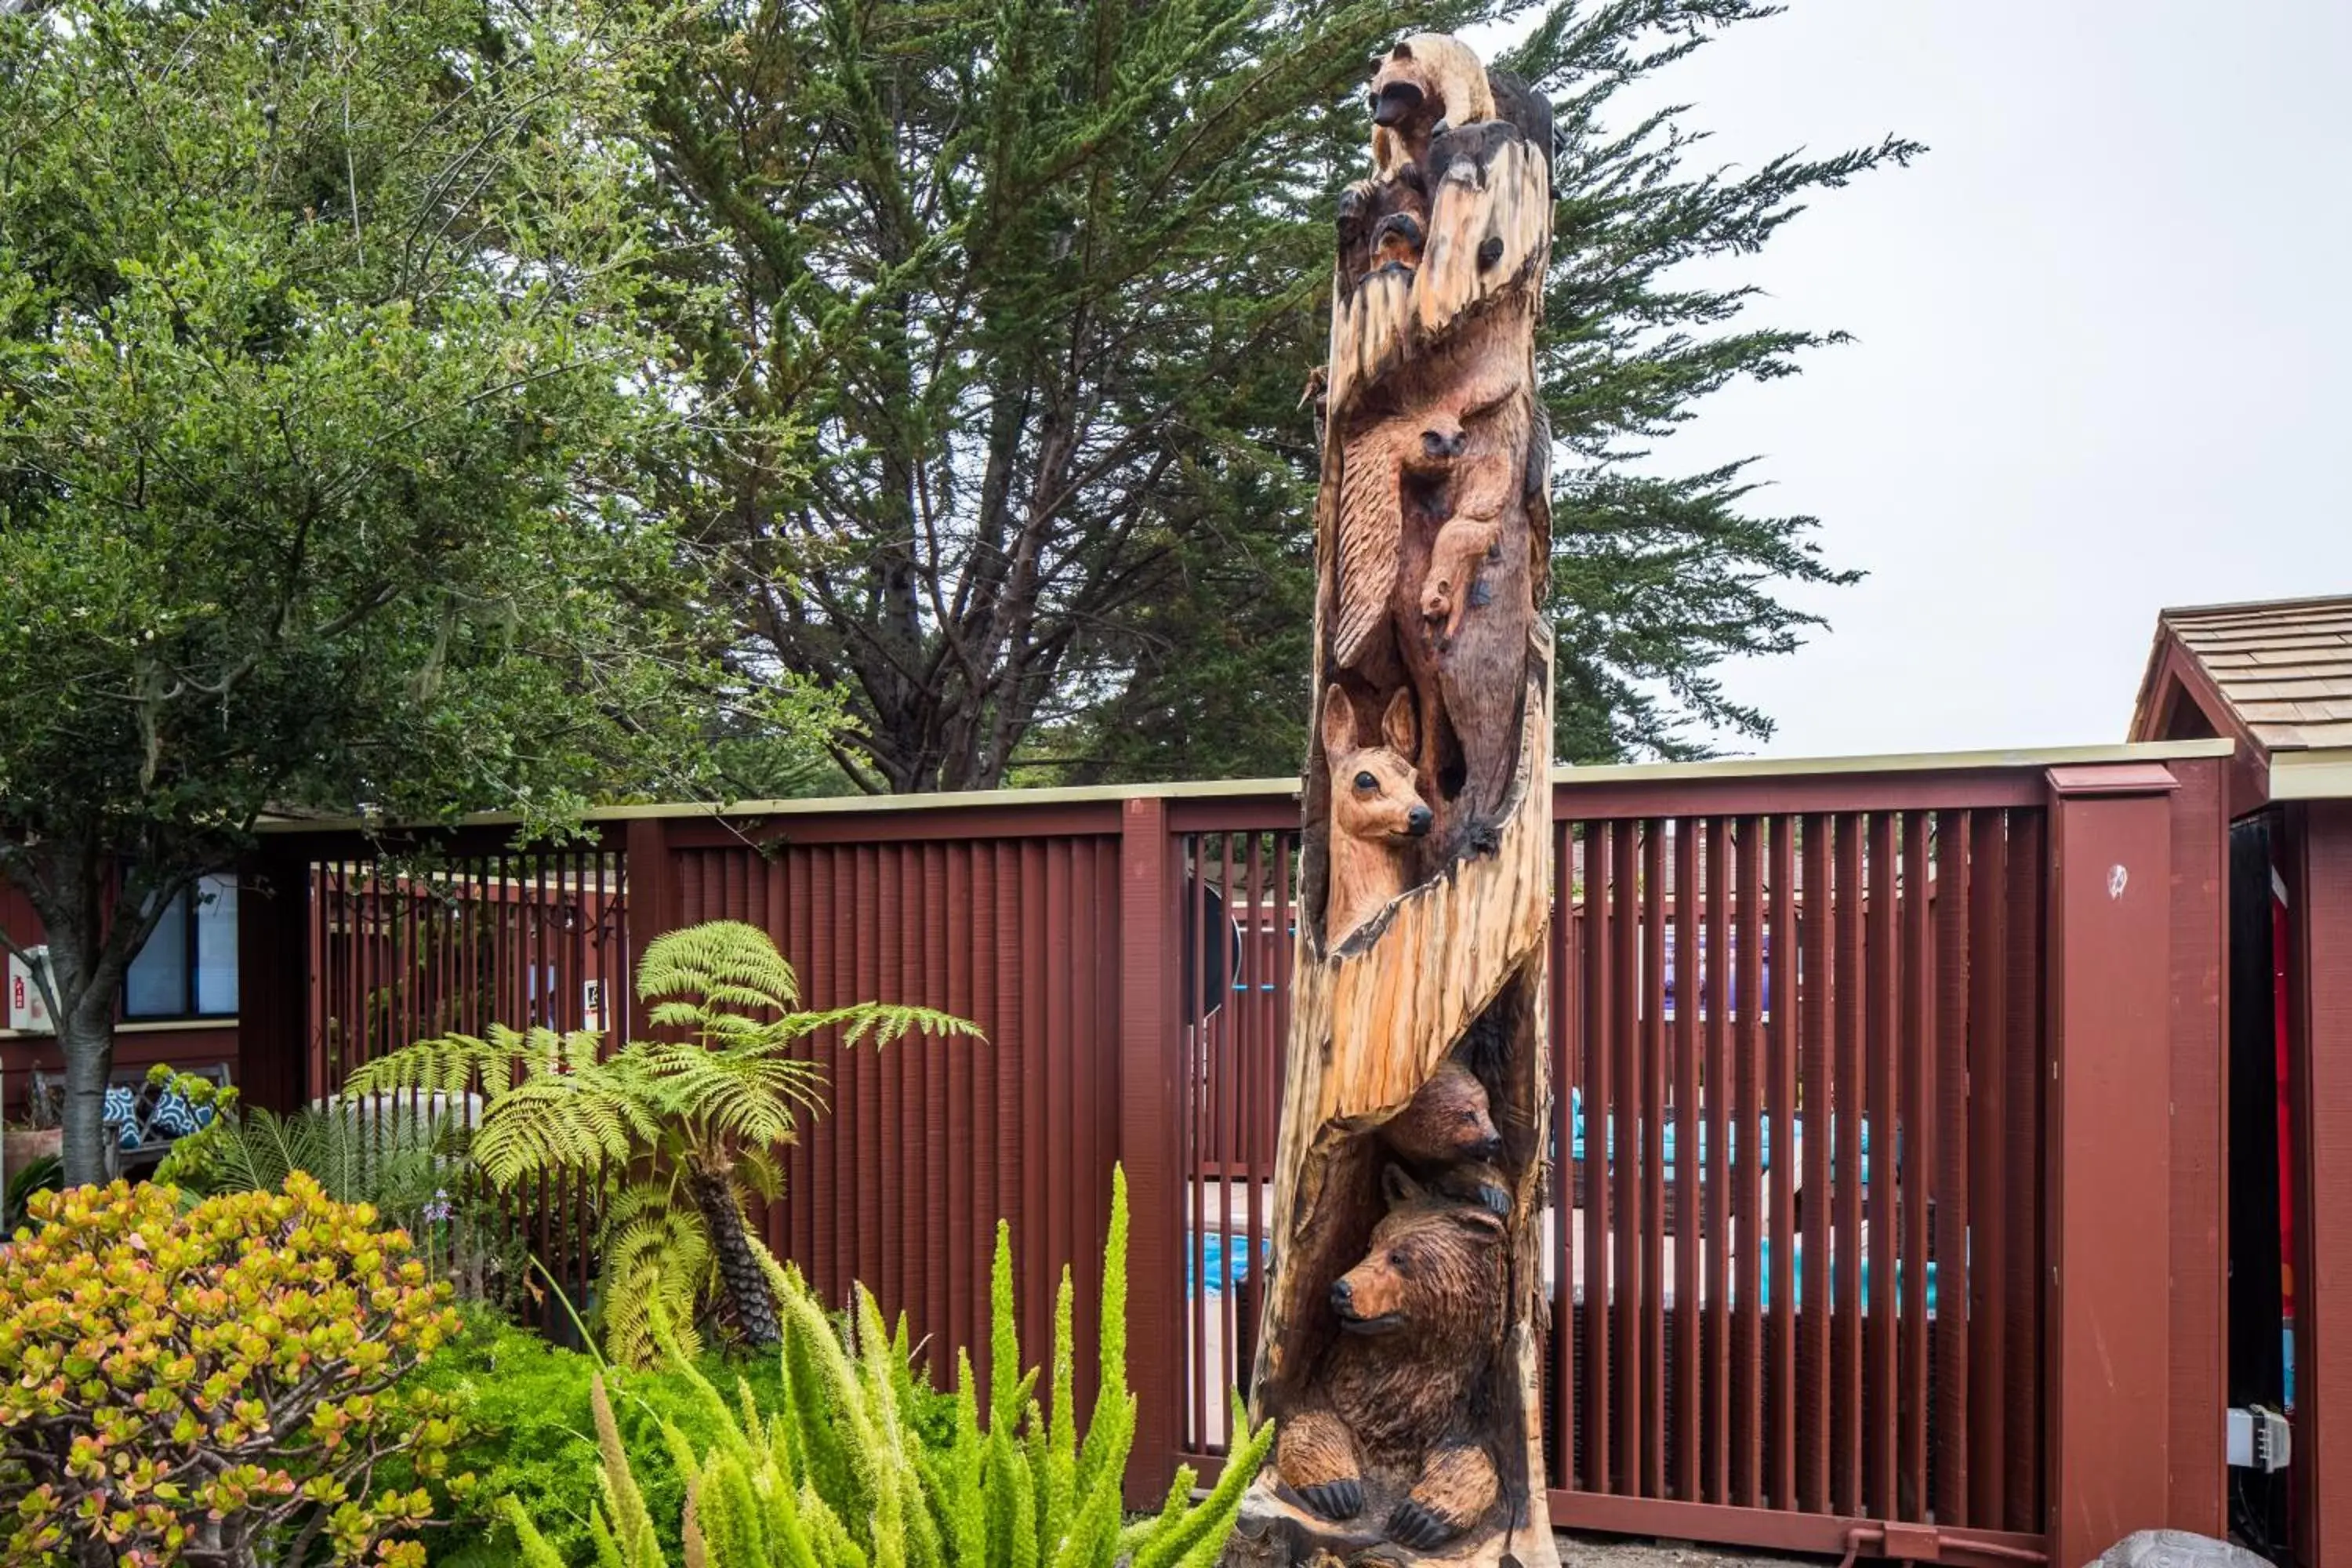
[236,850,311,1113]
[2043,764,2178,1567]
[2164,756,2229,1534]
[1119,793,1184,1504]
[2290,799,2352,1568]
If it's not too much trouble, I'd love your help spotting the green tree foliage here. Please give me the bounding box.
[634,0,1913,789]
[500,1167,1275,1568]
[0,0,834,1185]
[0,1173,466,1567]
[343,920,981,1366]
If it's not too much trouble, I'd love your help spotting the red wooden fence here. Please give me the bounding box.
[241,743,2230,1566]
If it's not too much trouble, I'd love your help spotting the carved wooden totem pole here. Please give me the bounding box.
[1227,32,1558,1568]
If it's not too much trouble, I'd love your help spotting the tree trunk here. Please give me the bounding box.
[56,1007,117,1189]
[38,891,122,1191]
[688,1162,782,1347]
[1229,38,1559,1568]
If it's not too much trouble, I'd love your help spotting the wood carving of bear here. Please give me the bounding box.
[1275,1168,1509,1549]
[1381,1061,1511,1216]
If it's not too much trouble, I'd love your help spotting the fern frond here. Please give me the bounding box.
[771,1003,985,1051]
[470,1070,655,1187]
[634,1037,829,1147]
[601,1184,710,1367]
[637,920,802,1012]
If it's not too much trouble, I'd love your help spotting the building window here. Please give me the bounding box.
[124,875,238,1019]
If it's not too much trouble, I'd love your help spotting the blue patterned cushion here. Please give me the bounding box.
[148,1091,213,1139]
[101,1084,140,1149]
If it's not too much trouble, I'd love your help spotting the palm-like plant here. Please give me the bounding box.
[343,920,982,1363]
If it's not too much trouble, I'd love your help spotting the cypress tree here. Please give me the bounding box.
[636,0,1919,783]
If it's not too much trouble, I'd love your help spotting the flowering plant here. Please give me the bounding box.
[0,1173,467,1566]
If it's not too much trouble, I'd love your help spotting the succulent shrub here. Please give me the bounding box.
[0,1174,466,1566]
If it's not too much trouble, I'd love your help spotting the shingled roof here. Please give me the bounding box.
[2131,592,2352,806]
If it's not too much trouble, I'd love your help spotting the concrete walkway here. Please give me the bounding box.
[1557,1533,1817,1568]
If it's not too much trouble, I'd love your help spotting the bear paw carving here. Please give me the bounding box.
[1299,1479,1365,1522]
[1391,1443,1498,1550]
[1277,1409,1365,1522]
[1386,1500,1467,1551]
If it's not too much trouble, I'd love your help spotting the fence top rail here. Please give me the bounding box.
[251,739,2232,838]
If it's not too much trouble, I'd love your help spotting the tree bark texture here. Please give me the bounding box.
[1229,34,1559,1568]
[689,1162,783,1347]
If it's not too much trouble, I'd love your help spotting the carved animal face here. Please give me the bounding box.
[1368,38,1460,135]
[1384,1062,1504,1167]
[1412,408,1467,470]
[1323,685,1432,846]
[1367,34,1497,180]
[1327,1171,1508,1336]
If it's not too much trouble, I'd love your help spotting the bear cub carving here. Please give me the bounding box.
[1276,1166,1509,1549]
[1381,1060,1511,1216]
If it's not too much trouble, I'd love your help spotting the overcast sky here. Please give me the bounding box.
[1479,1,2352,758]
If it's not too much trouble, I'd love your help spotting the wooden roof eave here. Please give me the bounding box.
[2130,625,2275,819]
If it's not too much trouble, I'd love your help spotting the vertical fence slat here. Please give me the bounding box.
[1800,814,1832,1514]
[1735,816,1766,1509]
[1832,816,1866,1516]
[1900,812,1932,1521]
[1588,821,1617,1493]
[1967,811,2009,1525]
[1674,820,1702,1498]
[1933,810,1971,1525]
[1631,821,1660,1492]
[1184,837,1207,1450]
[1704,817,1733,1504]
[1553,821,1578,1492]
[1768,817,1799,1512]
[2005,810,2046,1534]
[946,844,977,1370]
[1643,821,1669,1495]
[1215,833,1240,1437]
[1867,811,1900,1521]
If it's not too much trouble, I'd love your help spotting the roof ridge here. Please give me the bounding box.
[2163,590,2352,622]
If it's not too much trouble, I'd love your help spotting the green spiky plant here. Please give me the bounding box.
[342,920,981,1364]
[502,1167,1273,1568]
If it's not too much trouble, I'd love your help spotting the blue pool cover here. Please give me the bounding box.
[1750,1239,1938,1316]
[1188,1231,1268,1296]
[1567,1091,1877,1181]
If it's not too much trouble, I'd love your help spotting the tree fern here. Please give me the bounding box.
[347,920,980,1363]
[505,1167,1272,1568]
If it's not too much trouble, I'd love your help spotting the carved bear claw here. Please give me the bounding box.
[1299,1479,1365,1522]
[1386,1501,1465,1552]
